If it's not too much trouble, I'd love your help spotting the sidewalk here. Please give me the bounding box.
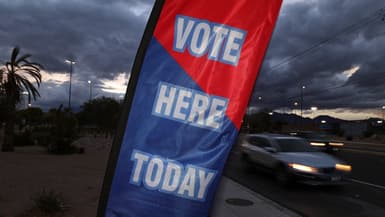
[210,177,302,217]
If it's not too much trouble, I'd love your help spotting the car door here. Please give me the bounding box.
[242,136,264,163]
[256,138,276,168]
[247,137,275,168]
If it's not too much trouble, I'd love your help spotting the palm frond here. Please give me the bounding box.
[19,78,40,100]
[3,46,43,105]
[10,47,20,64]
[27,62,44,69]
[18,68,42,85]
[22,59,44,68]
[21,64,43,75]
[0,68,4,85]
[15,54,32,65]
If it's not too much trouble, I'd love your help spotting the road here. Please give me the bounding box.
[223,141,385,217]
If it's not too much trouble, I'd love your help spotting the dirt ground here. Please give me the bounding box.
[0,136,112,217]
[1,133,384,217]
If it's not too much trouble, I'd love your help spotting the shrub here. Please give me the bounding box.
[47,138,79,155]
[45,106,79,155]
[14,131,34,146]
[31,189,66,215]
[31,126,51,146]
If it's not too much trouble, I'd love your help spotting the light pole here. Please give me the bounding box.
[65,59,76,110]
[382,106,385,124]
[21,91,28,109]
[300,85,306,118]
[293,102,299,115]
[88,80,92,101]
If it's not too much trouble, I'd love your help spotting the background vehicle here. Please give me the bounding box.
[240,133,352,185]
[289,131,344,152]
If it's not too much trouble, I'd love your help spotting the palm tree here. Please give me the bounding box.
[1,46,43,152]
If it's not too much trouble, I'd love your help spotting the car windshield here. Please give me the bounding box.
[276,138,316,152]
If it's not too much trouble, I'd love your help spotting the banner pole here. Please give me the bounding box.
[96,1,166,216]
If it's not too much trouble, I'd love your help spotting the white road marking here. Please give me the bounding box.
[349,178,385,191]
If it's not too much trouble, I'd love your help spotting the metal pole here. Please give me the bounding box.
[68,63,73,110]
[89,81,92,101]
[300,85,305,129]
[300,87,303,118]
[382,106,385,124]
[382,106,385,119]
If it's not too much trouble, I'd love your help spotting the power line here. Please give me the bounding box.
[253,70,385,109]
[265,6,385,74]
[287,73,385,100]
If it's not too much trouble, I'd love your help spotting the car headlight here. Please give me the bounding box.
[335,164,352,172]
[329,142,344,147]
[288,163,318,173]
[310,142,326,147]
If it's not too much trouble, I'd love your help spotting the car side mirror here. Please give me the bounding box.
[264,147,277,153]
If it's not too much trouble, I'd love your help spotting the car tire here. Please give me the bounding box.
[275,165,293,186]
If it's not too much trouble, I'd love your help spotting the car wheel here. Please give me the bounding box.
[275,165,292,186]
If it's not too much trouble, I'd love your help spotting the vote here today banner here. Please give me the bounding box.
[97,0,282,216]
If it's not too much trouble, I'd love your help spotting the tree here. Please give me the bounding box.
[0,68,6,123]
[45,105,79,154]
[77,97,122,137]
[1,47,43,152]
[17,107,44,125]
[242,111,272,133]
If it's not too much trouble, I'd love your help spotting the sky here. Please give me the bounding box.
[0,0,384,120]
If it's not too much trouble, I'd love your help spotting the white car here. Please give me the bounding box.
[240,133,352,185]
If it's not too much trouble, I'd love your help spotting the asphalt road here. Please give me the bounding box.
[223,141,385,217]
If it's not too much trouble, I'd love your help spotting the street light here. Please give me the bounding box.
[293,102,299,115]
[65,59,76,110]
[310,106,318,111]
[88,80,92,101]
[21,91,29,109]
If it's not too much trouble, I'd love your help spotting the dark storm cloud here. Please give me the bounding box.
[1,0,384,112]
[253,0,385,111]
[0,0,155,109]
[0,0,154,75]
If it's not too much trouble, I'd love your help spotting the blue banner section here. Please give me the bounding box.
[105,38,238,217]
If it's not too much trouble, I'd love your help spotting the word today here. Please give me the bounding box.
[173,15,247,66]
[130,150,217,201]
[152,82,228,131]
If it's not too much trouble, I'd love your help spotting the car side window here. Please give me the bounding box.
[248,137,271,148]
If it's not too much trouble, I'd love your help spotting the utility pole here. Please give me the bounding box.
[88,80,92,101]
[300,85,306,128]
[65,59,76,110]
[301,85,305,118]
